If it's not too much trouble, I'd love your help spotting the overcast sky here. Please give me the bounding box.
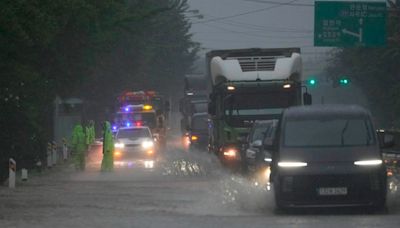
[187,0,385,57]
[186,0,383,104]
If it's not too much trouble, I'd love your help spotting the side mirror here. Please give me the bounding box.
[252,140,262,147]
[303,92,312,105]
[208,102,216,115]
[382,134,395,148]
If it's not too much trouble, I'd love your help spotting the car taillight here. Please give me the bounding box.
[191,135,199,141]
[223,148,237,158]
[114,151,122,157]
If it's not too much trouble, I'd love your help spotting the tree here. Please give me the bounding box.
[326,0,400,128]
[0,0,199,180]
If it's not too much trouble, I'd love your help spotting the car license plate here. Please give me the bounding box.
[318,187,347,196]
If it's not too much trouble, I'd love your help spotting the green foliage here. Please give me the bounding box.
[0,0,198,178]
[326,1,400,127]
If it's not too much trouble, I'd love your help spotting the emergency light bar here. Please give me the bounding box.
[143,105,153,110]
[122,104,153,112]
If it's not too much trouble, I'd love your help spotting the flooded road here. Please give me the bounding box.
[1,136,400,228]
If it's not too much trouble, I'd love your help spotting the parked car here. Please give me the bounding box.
[270,105,389,210]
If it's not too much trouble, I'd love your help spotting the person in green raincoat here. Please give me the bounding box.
[85,125,90,149]
[101,121,114,171]
[89,120,95,145]
[71,124,86,171]
[85,121,96,149]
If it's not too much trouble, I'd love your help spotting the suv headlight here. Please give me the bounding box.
[264,157,272,162]
[278,161,307,168]
[114,143,125,148]
[142,141,154,149]
[354,159,382,166]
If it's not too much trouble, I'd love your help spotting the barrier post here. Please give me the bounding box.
[21,168,28,181]
[62,138,68,161]
[52,141,58,166]
[9,158,16,188]
[36,159,42,173]
[47,142,52,168]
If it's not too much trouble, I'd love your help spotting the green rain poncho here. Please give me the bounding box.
[89,121,95,144]
[86,121,96,146]
[85,126,90,147]
[71,124,86,170]
[101,121,114,171]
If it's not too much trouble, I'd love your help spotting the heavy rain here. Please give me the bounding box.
[1,0,400,227]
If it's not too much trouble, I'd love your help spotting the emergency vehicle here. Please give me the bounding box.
[113,91,168,150]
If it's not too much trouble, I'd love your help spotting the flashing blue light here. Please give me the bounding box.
[126,122,131,127]
[112,126,117,130]
[125,107,130,112]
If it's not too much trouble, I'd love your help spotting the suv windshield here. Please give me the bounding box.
[284,117,375,147]
[117,128,151,139]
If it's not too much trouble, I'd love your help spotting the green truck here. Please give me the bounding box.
[206,48,311,170]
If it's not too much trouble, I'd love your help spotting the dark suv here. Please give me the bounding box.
[271,105,388,210]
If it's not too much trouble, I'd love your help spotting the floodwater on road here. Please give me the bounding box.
[1,138,400,228]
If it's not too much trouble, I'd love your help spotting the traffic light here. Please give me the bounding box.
[308,79,317,86]
[339,78,349,85]
[332,77,350,88]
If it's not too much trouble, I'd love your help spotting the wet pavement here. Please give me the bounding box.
[0,136,400,228]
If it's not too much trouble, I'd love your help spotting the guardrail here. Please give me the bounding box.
[2,140,71,188]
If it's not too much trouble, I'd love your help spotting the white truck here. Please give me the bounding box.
[206,48,311,170]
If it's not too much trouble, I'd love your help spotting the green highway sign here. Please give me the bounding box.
[314,1,387,47]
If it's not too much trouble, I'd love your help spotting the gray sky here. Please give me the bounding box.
[188,0,317,52]
[186,0,384,105]
[187,0,385,56]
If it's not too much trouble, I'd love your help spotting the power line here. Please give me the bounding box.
[192,0,300,24]
[200,44,316,51]
[211,19,313,33]
[197,22,312,40]
[243,0,314,7]
[193,12,313,34]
